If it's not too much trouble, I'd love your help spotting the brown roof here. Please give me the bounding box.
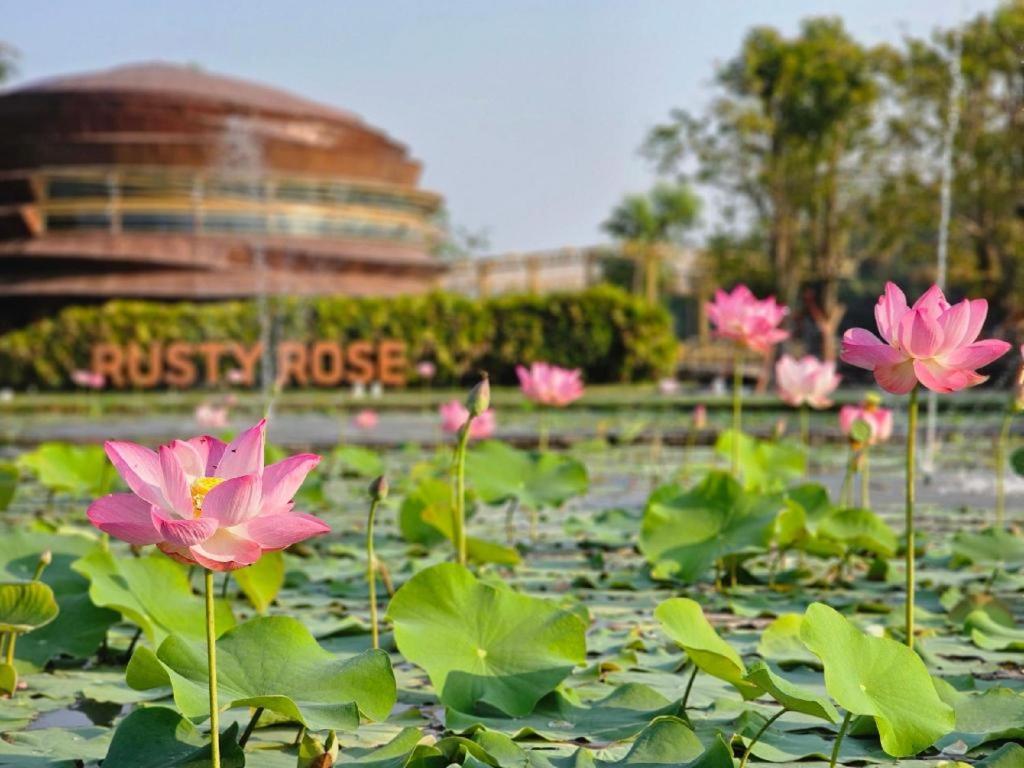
[6,62,365,128]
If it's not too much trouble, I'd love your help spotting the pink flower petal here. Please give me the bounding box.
[169,439,205,481]
[941,339,1011,371]
[874,282,908,345]
[911,284,950,318]
[214,420,266,479]
[840,328,904,370]
[243,512,330,550]
[188,435,227,476]
[913,359,985,393]
[874,359,919,394]
[935,300,973,354]
[202,473,262,526]
[959,299,989,346]
[189,529,262,570]
[897,309,944,358]
[87,493,163,545]
[104,441,166,509]
[158,445,192,515]
[261,454,321,514]
[152,512,218,547]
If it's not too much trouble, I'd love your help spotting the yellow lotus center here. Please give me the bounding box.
[190,476,224,518]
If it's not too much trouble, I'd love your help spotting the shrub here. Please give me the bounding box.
[0,286,676,389]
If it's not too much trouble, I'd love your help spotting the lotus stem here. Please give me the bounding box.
[538,411,549,452]
[731,348,742,474]
[4,633,14,665]
[861,448,871,509]
[829,711,852,768]
[800,405,810,454]
[905,386,918,649]
[680,664,698,714]
[453,420,473,566]
[995,406,1013,528]
[839,447,856,508]
[204,569,221,768]
[238,706,264,749]
[739,708,786,768]
[366,496,381,649]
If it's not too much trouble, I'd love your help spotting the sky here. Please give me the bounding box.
[3,0,1001,254]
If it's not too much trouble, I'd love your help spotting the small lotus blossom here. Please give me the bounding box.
[87,420,329,571]
[658,378,681,395]
[706,285,789,353]
[841,282,1011,394]
[72,370,105,389]
[439,400,495,440]
[195,403,229,429]
[353,409,379,430]
[839,403,893,445]
[416,361,437,380]
[693,404,708,430]
[226,368,247,385]
[516,362,584,407]
[775,354,841,409]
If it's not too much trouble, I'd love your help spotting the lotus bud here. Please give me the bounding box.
[368,475,388,501]
[32,550,52,581]
[466,373,490,417]
[1014,363,1024,412]
[297,729,339,768]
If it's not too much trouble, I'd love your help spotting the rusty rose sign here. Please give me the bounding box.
[89,340,408,388]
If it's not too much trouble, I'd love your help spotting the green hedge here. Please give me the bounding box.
[0,287,677,389]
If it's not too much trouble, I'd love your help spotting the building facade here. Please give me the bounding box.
[0,63,445,328]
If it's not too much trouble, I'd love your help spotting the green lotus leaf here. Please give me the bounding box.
[800,602,955,757]
[446,682,681,742]
[977,743,1024,768]
[964,608,1024,651]
[102,707,245,768]
[0,726,110,765]
[0,533,118,667]
[934,681,1024,751]
[640,472,781,583]
[654,596,759,699]
[466,441,589,510]
[73,549,235,646]
[0,581,58,633]
[127,615,396,731]
[743,660,839,722]
[715,430,805,491]
[231,549,284,614]
[15,442,117,496]
[0,463,16,511]
[951,527,1024,566]
[756,613,820,669]
[387,562,587,716]
[399,477,519,565]
[330,444,385,479]
[817,507,897,557]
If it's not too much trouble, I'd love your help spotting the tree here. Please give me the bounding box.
[644,18,885,359]
[602,182,700,303]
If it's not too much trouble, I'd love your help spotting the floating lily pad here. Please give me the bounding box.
[387,562,587,716]
[934,681,1024,751]
[951,527,1024,566]
[964,609,1024,651]
[127,615,396,731]
[102,706,245,768]
[800,602,955,757]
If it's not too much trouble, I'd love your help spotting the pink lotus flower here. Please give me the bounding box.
[693,404,708,430]
[658,378,681,395]
[841,283,1011,394]
[86,420,328,571]
[353,409,379,430]
[194,403,229,429]
[516,362,584,407]
[839,403,893,445]
[416,361,437,380]
[706,285,789,353]
[439,400,496,439]
[72,370,105,389]
[775,354,841,409]
[226,368,247,385]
